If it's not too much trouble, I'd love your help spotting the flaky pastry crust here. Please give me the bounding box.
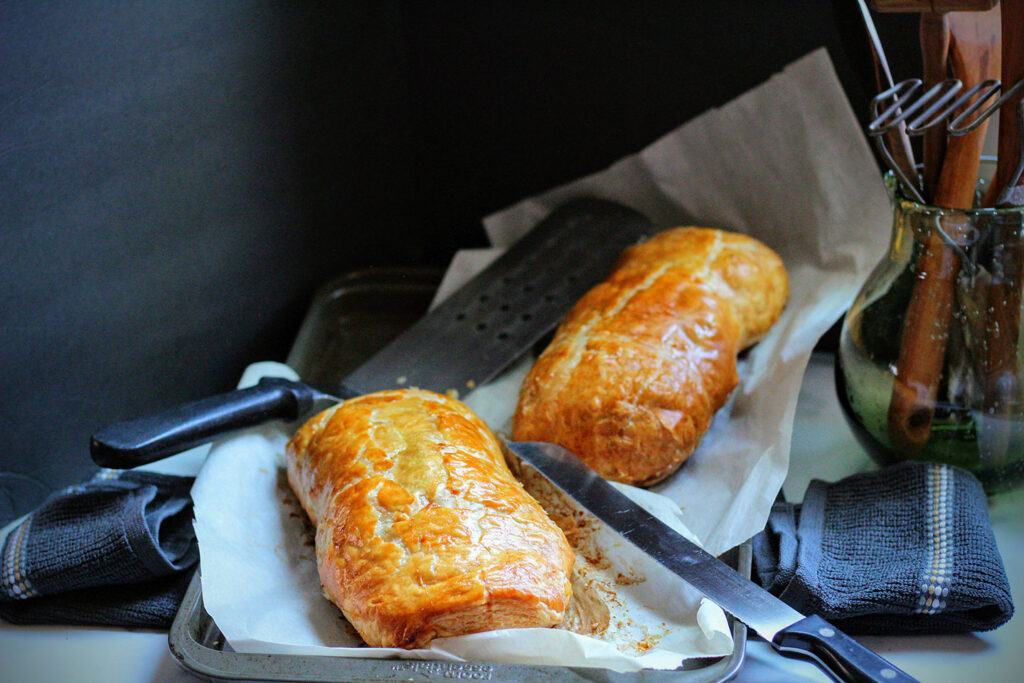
[512,227,789,486]
[285,388,574,648]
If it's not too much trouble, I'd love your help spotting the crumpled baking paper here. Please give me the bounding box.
[474,47,890,556]
[193,361,733,672]
[192,47,891,672]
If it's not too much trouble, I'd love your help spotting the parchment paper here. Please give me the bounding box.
[192,47,892,672]
[193,361,733,672]
[475,48,890,555]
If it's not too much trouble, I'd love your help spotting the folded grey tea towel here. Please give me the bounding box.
[753,461,1013,635]
[0,470,197,629]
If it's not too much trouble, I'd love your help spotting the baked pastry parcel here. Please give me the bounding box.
[513,226,789,487]
[285,388,574,649]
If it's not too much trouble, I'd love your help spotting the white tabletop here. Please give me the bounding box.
[2,352,1022,682]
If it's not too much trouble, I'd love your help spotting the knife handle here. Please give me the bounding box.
[90,378,318,468]
[773,615,918,682]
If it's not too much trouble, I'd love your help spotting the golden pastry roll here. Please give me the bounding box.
[512,227,789,487]
[285,388,575,649]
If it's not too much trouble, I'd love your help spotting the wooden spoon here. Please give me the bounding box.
[979,0,1024,460]
[887,5,1001,454]
[920,12,950,200]
[994,0,1024,207]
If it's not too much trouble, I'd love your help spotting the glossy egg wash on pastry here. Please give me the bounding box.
[285,388,575,649]
[512,227,789,487]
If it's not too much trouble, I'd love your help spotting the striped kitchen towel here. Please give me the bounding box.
[0,470,197,629]
[753,461,1014,634]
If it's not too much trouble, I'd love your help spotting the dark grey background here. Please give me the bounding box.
[0,1,919,525]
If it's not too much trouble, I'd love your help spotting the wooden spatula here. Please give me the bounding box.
[978,0,1024,459]
[994,0,1024,207]
[887,5,1001,454]
[920,12,951,200]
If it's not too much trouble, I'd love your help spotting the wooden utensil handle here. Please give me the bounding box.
[976,0,1024,456]
[994,0,1024,206]
[887,157,990,452]
[887,6,1000,453]
[888,227,960,452]
[983,238,1022,399]
[920,12,950,201]
[888,138,991,452]
[870,0,995,11]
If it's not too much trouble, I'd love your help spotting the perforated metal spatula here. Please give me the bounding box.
[91,197,653,469]
[342,197,651,396]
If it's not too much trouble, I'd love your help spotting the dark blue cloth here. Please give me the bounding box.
[753,462,1014,634]
[0,470,197,629]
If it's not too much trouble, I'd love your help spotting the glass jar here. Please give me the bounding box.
[836,162,1024,493]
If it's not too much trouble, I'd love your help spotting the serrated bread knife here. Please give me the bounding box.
[505,441,918,683]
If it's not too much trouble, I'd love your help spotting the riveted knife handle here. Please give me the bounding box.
[90,378,319,468]
[773,615,918,682]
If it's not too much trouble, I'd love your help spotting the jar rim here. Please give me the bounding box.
[884,157,1024,216]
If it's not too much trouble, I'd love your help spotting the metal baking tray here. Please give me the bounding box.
[169,267,749,682]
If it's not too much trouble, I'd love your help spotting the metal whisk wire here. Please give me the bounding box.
[868,77,1024,205]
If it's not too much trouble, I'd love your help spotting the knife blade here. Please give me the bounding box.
[506,441,919,683]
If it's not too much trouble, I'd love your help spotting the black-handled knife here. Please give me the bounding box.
[506,441,919,683]
[92,197,655,468]
[90,378,352,468]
